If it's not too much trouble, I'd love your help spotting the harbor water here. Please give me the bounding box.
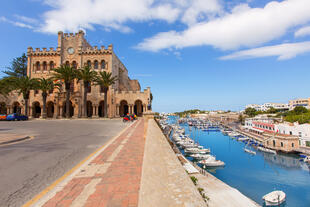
[169,116,310,207]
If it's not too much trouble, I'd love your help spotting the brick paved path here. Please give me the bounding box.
[42,119,145,207]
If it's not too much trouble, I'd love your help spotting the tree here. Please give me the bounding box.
[0,78,12,97]
[293,106,308,115]
[76,66,97,118]
[36,78,61,118]
[51,65,77,118]
[3,53,27,77]
[238,114,244,124]
[266,107,278,114]
[245,107,257,117]
[9,76,38,116]
[95,71,117,118]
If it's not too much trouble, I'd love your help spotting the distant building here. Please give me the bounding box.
[244,115,309,150]
[289,98,310,110]
[245,103,289,112]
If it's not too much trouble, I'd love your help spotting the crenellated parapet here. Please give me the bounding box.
[27,47,60,56]
[80,44,113,55]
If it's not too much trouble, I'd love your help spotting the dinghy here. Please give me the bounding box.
[262,190,286,206]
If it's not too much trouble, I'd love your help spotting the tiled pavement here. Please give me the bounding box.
[40,119,145,207]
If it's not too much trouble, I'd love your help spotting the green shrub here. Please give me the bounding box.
[190,176,198,185]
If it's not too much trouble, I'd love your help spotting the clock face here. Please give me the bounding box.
[67,47,75,54]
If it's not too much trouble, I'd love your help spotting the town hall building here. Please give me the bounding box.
[0,31,152,118]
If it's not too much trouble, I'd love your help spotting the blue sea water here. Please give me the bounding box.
[169,117,310,207]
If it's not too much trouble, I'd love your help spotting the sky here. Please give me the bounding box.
[1,0,310,112]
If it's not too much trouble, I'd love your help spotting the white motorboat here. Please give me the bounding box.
[190,154,213,160]
[238,137,249,141]
[184,148,210,154]
[262,190,286,206]
[244,148,256,155]
[198,156,225,167]
[258,146,277,154]
[228,132,240,137]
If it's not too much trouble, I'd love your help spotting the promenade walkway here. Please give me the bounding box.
[25,118,205,207]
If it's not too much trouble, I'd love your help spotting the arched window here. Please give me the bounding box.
[94,60,98,69]
[49,61,54,70]
[72,61,77,69]
[87,60,91,68]
[43,62,47,71]
[36,62,40,71]
[101,60,105,69]
[65,61,70,66]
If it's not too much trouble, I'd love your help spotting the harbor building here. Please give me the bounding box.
[244,116,300,152]
[0,31,152,118]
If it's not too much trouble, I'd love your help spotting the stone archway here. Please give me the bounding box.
[13,102,21,114]
[87,101,93,117]
[32,102,41,118]
[62,101,74,118]
[134,100,143,117]
[98,101,104,117]
[0,102,7,114]
[119,100,128,117]
[47,101,54,118]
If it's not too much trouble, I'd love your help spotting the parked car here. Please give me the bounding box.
[6,113,28,121]
[0,114,7,120]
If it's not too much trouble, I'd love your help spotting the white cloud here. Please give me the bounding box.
[179,0,223,25]
[40,0,181,33]
[136,0,310,52]
[220,41,310,60]
[295,26,310,37]
[39,0,225,33]
[0,16,33,29]
[14,15,39,24]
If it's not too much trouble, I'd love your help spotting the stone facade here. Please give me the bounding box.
[0,31,152,118]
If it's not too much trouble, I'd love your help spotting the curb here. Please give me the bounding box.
[0,136,31,146]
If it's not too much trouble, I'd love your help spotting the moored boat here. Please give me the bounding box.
[258,146,277,154]
[262,190,286,206]
[198,156,225,167]
[244,148,256,155]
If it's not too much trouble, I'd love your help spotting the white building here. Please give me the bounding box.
[245,103,289,112]
[275,123,310,147]
[245,104,263,111]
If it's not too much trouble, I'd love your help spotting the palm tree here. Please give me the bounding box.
[0,78,11,97]
[51,65,77,118]
[76,66,97,118]
[95,71,117,118]
[36,78,61,118]
[9,76,39,116]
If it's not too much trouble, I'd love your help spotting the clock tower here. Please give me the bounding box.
[57,30,90,67]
